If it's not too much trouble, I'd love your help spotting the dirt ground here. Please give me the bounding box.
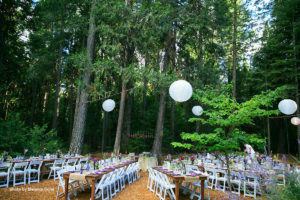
[0,172,260,200]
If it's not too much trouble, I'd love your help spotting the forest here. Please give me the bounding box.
[1,0,299,157]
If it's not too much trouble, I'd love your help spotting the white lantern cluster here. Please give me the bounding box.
[278,99,297,115]
[291,117,300,125]
[102,99,115,112]
[169,80,193,102]
[192,106,203,116]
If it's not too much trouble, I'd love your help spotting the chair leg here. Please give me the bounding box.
[28,172,31,184]
[13,174,15,187]
[56,184,60,199]
[48,169,52,179]
[38,172,40,183]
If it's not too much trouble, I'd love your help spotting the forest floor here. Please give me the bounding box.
[0,172,260,200]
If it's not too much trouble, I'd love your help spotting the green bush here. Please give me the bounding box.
[0,113,64,157]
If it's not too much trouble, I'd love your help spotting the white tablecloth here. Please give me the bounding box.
[138,157,158,172]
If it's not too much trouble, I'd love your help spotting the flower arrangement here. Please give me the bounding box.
[23,149,28,160]
[103,152,108,159]
[165,154,172,161]
[190,156,195,164]
[91,158,97,169]
[56,149,62,158]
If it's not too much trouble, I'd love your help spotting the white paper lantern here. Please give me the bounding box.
[291,117,300,125]
[192,106,203,116]
[169,80,193,102]
[278,99,297,115]
[102,99,115,112]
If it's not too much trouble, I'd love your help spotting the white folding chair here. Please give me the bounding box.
[243,174,259,199]
[124,164,133,184]
[230,171,241,196]
[160,172,176,200]
[56,169,79,199]
[119,166,126,191]
[12,162,28,186]
[64,159,78,171]
[205,168,216,190]
[0,163,12,188]
[48,159,65,180]
[27,161,43,184]
[214,169,227,192]
[147,168,156,192]
[76,158,88,169]
[94,173,109,200]
[108,170,118,198]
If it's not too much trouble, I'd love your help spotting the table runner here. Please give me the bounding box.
[69,171,90,181]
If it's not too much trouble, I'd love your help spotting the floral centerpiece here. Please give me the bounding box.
[23,149,28,160]
[91,158,97,169]
[190,156,195,165]
[0,151,8,162]
[56,149,62,158]
[103,152,108,159]
[110,152,115,162]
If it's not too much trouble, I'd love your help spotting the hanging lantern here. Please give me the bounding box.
[102,99,115,112]
[192,106,203,116]
[169,80,193,102]
[278,99,297,115]
[291,117,300,125]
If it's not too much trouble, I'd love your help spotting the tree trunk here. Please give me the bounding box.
[52,56,63,131]
[42,91,48,113]
[267,116,271,154]
[196,121,200,133]
[123,94,132,152]
[293,21,300,157]
[101,111,108,153]
[170,99,175,139]
[30,80,38,128]
[3,89,9,120]
[113,81,127,154]
[69,0,96,154]
[152,30,172,158]
[142,55,148,119]
[232,0,237,98]
[152,89,167,156]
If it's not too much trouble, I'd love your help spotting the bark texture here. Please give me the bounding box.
[69,0,96,154]
[232,0,237,98]
[113,81,127,154]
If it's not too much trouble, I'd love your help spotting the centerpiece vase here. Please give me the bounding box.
[87,163,90,171]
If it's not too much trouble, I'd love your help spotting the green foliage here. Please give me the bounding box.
[172,84,284,154]
[263,171,300,200]
[27,124,64,155]
[0,113,64,156]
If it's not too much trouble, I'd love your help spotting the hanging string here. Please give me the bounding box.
[268,114,300,119]
[86,85,141,103]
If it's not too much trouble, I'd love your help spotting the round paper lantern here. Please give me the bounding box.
[291,117,300,125]
[278,99,297,115]
[169,80,193,102]
[192,106,203,116]
[102,99,115,112]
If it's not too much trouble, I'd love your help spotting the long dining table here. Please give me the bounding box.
[62,160,137,200]
[9,156,84,180]
[153,166,207,200]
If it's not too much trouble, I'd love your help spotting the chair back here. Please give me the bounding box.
[13,162,28,172]
[28,161,43,170]
[54,159,65,167]
[66,159,78,166]
[0,163,12,173]
[185,164,199,173]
